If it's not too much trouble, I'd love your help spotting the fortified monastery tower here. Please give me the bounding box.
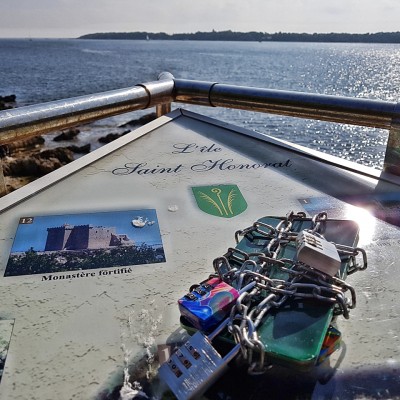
[45,224,134,251]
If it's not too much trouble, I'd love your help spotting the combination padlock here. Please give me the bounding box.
[178,277,240,331]
[158,319,240,400]
[296,230,341,277]
[162,281,257,399]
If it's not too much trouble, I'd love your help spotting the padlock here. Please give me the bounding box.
[178,277,240,331]
[296,230,341,276]
[158,319,241,400]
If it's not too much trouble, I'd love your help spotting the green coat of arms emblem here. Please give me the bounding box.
[192,185,247,218]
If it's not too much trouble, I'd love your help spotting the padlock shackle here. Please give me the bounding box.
[208,318,230,341]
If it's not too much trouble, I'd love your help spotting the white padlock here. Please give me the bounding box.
[296,230,341,277]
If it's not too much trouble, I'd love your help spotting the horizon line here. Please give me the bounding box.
[1,29,400,40]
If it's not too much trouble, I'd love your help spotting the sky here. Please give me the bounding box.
[0,0,399,39]
[10,210,162,252]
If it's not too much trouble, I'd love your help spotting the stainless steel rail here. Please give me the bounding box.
[174,79,400,129]
[1,71,400,195]
[0,72,174,144]
[173,80,400,176]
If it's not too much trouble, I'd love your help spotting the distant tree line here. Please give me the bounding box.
[78,30,400,43]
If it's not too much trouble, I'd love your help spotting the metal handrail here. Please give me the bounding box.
[0,72,174,145]
[174,79,400,129]
[1,71,400,181]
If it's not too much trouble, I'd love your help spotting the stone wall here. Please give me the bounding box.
[44,224,131,251]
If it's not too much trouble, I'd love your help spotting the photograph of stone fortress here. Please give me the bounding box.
[44,224,134,251]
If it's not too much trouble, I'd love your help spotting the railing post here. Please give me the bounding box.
[0,160,7,197]
[383,118,400,175]
[156,102,171,117]
[156,72,174,117]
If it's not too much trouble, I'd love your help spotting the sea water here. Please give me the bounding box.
[1,39,399,399]
[1,38,400,168]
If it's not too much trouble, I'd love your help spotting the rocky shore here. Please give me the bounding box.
[0,95,17,111]
[0,95,156,193]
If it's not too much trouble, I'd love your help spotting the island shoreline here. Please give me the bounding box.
[78,30,400,44]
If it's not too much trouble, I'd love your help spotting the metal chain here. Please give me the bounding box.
[213,211,367,374]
